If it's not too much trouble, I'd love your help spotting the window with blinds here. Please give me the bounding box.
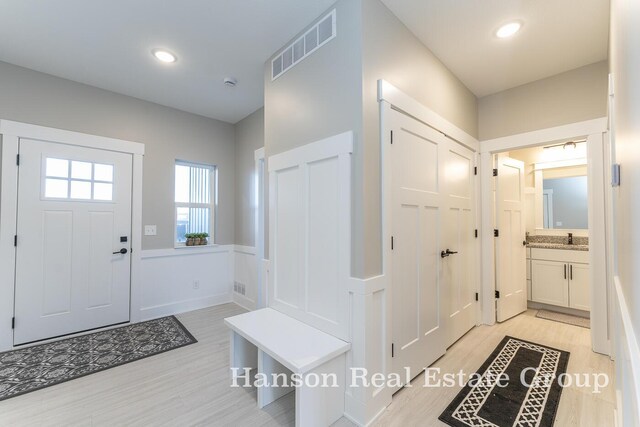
[174,161,216,245]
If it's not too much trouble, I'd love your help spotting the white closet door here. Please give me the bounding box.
[390,110,447,385]
[495,156,527,322]
[442,142,477,347]
[14,138,132,345]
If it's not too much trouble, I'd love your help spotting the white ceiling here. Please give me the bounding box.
[0,1,610,123]
[0,0,335,123]
[381,0,610,97]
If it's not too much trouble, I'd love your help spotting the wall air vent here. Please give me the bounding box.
[271,9,336,81]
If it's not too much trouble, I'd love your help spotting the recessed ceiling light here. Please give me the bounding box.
[152,49,177,63]
[496,21,522,38]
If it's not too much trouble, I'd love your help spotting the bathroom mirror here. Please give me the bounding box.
[534,163,588,230]
[542,175,588,229]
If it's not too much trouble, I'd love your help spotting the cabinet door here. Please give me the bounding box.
[569,263,590,311]
[531,260,569,307]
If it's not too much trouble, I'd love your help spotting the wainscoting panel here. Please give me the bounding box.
[233,245,258,311]
[139,246,234,320]
[268,132,353,341]
[613,277,640,426]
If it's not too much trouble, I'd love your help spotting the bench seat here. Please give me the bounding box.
[224,308,350,426]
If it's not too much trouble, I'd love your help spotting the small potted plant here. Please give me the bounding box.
[200,232,209,246]
[185,233,195,246]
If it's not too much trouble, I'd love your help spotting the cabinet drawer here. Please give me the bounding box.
[530,248,588,264]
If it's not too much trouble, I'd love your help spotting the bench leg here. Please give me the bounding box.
[257,349,295,408]
[296,354,346,427]
[229,331,258,385]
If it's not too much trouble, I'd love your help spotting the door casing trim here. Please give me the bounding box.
[0,119,144,352]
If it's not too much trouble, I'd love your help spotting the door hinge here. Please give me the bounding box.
[14,235,17,247]
[494,229,499,237]
[11,317,15,329]
[474,166,477,175]
[493,168,498,176]
[16,154,20,166]
[475,292,479,302]
[391,236,394,250]
[475,229,478,238]
[390,130,394,145]
[391,343,395,358]
[495,290,500,299]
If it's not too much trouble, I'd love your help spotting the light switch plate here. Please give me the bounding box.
[144,225,157,236]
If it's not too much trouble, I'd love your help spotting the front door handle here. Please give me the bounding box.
[440,249,458,258]
[113,248,128,255]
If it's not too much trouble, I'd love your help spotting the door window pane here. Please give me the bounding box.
[45,178,69,198]
[46,158,69,178]
[93,183,113,201]
[70,181,91,199]
[71,161,92,180]
[94,163,113,182]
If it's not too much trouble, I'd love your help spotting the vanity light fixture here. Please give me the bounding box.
[543,139,586,150]
[152,49,177,63]
[496,21,522,38]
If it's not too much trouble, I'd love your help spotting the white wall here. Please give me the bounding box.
[479,61,608,140]
[0,60,236,250]
[609,0,640,423]
[234,108,265,247]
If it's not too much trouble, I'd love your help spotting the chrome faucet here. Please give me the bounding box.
[568,232,573,245]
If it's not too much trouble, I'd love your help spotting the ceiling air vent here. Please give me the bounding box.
[271,9,336,81]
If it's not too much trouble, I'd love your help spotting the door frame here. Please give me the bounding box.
[0,119,144,352]
[254,147,267,308]
[379,80,481,388]
[479,117,610,355]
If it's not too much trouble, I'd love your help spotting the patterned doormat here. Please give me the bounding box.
[535,310,590,329]
[439,336,570,427]
[0,316,196,401]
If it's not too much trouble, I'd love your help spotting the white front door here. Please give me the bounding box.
[495,155,527,322]
[390,110,447,385]
[442,143,477,346]
[14,138,133,345]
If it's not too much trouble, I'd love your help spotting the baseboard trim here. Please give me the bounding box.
[139,293,232,320]
[232,293,256,311]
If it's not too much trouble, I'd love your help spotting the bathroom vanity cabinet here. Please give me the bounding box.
[530,248,590,311]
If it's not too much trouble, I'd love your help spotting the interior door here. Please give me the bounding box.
[390,110,446,386]
[495,155,527,322]
[443,143,477,346]
[14,138,133,345]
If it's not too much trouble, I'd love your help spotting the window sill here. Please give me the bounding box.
[174,244,218,250]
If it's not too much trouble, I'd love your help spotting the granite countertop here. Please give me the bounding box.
[526,235,589,251]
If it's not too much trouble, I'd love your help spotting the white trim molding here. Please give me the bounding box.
[613,276,640,426]
[478,120,611,357]
[0,119,145,155]
[0,119,144,352]
[377,79,479,152]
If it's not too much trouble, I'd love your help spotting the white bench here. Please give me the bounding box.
[224,308,350,427]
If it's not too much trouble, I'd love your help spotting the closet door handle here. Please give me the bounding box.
[564,264,567,279]
[570,264,573,280]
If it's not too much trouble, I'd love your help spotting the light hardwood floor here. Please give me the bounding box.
[0,304,614,426]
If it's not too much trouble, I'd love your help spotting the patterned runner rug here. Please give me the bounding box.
[439,336,570,427]
[0,316,197,401]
